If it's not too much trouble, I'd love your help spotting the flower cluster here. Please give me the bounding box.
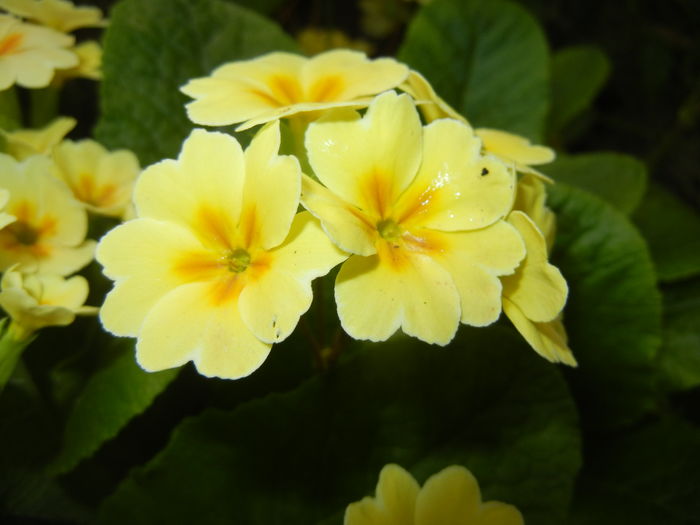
[97,48,575,379]
[0,0,106,90]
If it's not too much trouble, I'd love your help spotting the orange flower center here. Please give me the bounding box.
[73,173,118,208]
[6,220,39,245]
[252,74,346,107]
[0,33,23,56]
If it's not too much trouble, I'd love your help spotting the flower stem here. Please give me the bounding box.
[0,319,34,393]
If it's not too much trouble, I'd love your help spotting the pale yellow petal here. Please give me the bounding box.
[40,273,88,309]
[503,298,577,366]
[34,239,94,274]
[502,211,567,322]
[336,248,460,345]
[513,173,556,252]
[478,502,525,525]
[238,212,346,343]
[305,91,422,216]
[476,128,555,167]
[240,121,300,249]
[395,119,515,232]
[400,70,465,123]
[345,464,419,525]
[301,174,376,256]
[432,221,525,326]
[4,116,76,160]
[415,466,481,525]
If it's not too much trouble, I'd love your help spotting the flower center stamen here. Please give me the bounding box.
[8,221,39,245]
[377,219,402,242]
[226,248,251,273]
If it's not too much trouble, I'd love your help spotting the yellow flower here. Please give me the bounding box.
[345,464,523,525]
[0,153,94,275]
[51,139,139,217]
[297,27,373,56]
[96,124,346,379]
[181,49,408,130]
[0,265,96,340]
[52,40,101,83]
[475,128,555,179]
[3,116,76,160]
[0,0,107,32]
[302,92,525,345]
[501,207,575,366]
[0,188,15,230]
[400,70,464,123]
[0,14,77,90]
[512,173,556,252]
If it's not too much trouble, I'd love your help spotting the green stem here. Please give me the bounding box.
[0,319,34,392]
[287,115,313,176]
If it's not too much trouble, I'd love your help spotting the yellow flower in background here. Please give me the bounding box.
[97,124,345,379]
[345,464,523,525]
[476,128,555,179]
[53,40,101,83]
[302,92,524,345]
[0,14,77,90]
[181,49,408,130]
[0,188,15,230]
[0,0,106,32]
[0,265,96,340]
[297,27,372,56]
[513,173,556,252]
[0,153,94,275]
[3,116,75,160]
[52,139,139,217]
[501,211,575,366]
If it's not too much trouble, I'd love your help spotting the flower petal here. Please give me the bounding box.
[415,466,481,525]
[433,221,526,326]
[305,91,422,217]
[478,502,525,525]
[336,248,460,345]
[238,212,346,343]
[503,298,577,366]
[240,121,300,250]
[476,128,555,166]
[301,174,376,256]
[502,211,567,322]
[396,119,516,231]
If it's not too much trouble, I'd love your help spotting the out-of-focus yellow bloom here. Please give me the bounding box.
[3,116,75,160]
[0,265,96,340]
[297,27,372,56]
[359,0,414,38]
[96,124,345,379]
[52,139,139,217]
[181,49,408,130]
[0,188,15,230]
[0,0,106,32]
[345,464,523,525]
[501,184,575,366]
[0,153,94,274]
[0,14,77,89]
[302,92,524,345]
[53,40,101,83]
[476,128,555,179]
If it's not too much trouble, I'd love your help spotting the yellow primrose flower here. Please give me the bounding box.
[501,210,575,366]
[345,464,523,525]
[302,92,525,345]
[96,124,346,379]
[52,40,101,83]
[513,173,556,252]
[3,116,76,160]
[0,0,107,33]
[0,14,77,90]
[0,153,94,275]
[475,128,555,179]
[0,265,96,340]
[181,49,408,130]
[51,139,139,217]
[400,70,464,123]
[297,27,373,56]
[0,188,15,230]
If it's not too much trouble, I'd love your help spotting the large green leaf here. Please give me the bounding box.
[95,0,297,166]
[543,152,647,215]
[657,277,700,391]
[569,416,700,525]
[632,182,700,282]
[549,184,662,429]
[398,0,549,141]
[547,46,610,138]
[97,328,581,525]
[49,341,177,475]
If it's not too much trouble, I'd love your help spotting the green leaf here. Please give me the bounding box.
[225,0,285,15]
[95,0,297,166]
[549,183,662,429]
[398,0,549,141]
[657,277,700,391]
[97,328,580,525]
[548,46,610,137]
[569,416,700,525]
[543,152,647,215]
[632,182,700,282]
[50,341,177,474]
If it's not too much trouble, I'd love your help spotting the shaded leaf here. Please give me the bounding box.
[399,0,549,141]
